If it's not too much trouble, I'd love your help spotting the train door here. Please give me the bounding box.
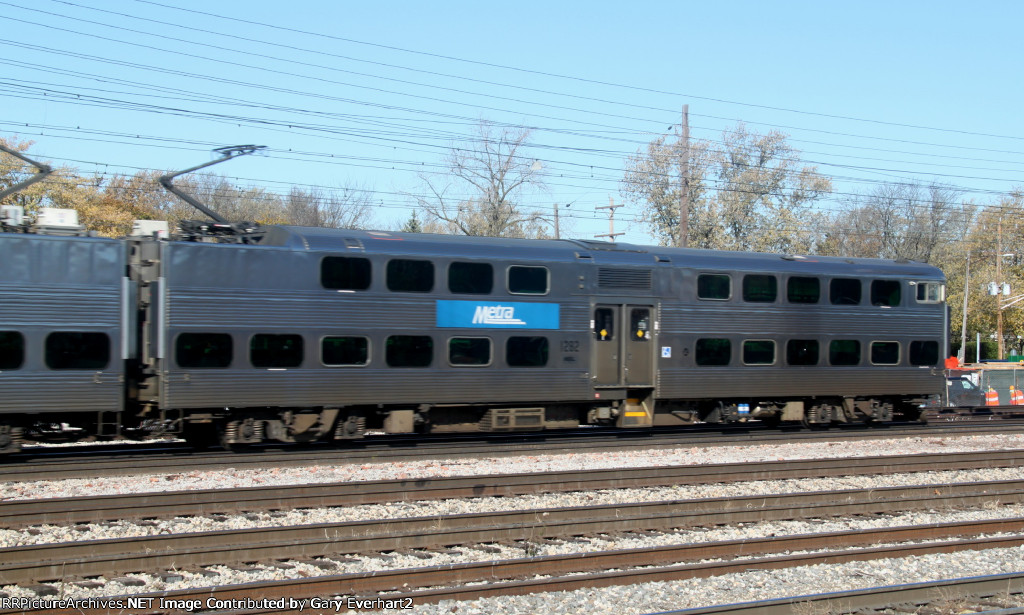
[592,304,655,387]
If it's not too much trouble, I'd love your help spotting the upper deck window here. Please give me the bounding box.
[697,274,731,300]
[387,259,434,293]
[871,280,901,307]
[508,266,549,295]
[321,256,371,291]
[448,262,493,294]
[830,278,861,305]
[742,275,777,303]
[915,282,944,303]
[787,277,820,304]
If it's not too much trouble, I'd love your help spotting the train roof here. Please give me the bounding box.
[253,225,944,279]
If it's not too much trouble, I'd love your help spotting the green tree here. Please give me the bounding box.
[621,123,831,251]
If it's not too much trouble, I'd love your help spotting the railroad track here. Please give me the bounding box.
[3,421,1021,482]
[3,449,1024,527]
[4,512,1024,613]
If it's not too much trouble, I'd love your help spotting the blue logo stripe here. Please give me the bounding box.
[436,300,560,329]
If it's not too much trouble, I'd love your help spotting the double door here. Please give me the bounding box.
[592,304,655,387]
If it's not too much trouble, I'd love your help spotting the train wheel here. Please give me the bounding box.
[0,425,22,455]
[182,424,218,450]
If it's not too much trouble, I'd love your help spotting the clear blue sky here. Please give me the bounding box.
[2,0,1022,243]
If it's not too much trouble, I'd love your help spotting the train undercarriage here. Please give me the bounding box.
[0,394,930,454]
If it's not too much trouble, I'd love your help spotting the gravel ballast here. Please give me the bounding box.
[2,434,1023,614]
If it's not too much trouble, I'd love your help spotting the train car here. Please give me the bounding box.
[0,216,947,453]
[0,211,127,453]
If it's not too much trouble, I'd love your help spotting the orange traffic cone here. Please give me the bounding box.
[1012,386,1024,406]
[985,387,1000,406]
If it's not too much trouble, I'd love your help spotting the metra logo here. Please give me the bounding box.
[472,305,526,326]
[436,300,559,329]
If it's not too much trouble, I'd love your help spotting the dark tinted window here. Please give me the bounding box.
[45,332,110,370]
[322,336,368,366]
[871,280,901,307]
[0,331,24,370]
[696,338,731,366]
[250,334,303,368]
[787,339,819,366]
[630,308,651,342]
[594,308,615,341]
[387,259,434,292]
[787,277,820,304]
[830,278,862,305]
[449,337,491,366]
[829,340,861,366]
[508,266,548,295]
[743,340,775,365]
[386,335,433,367]
[507,336,549,367]
[321,256,371,290]
[910,341,939,366]
[697,274,730,300]
[448,262,493,294]
[176,333,232,368]
[743,275,777,302]
[871,341,900,365]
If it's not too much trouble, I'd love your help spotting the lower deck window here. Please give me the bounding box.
[910,340,939,366]
[250,334,303,368]
[449,337,491,366]
[176,333,232,368]
[829,340,861,366]
[507,336,548,366]
[386,335,433,367]
[787,339,819,366]
[696,338,731,366]
[0,331,24,370]
[322,336,369,366]
[45,332,110,370]
[742,340,775,365]
[871,341,900,365]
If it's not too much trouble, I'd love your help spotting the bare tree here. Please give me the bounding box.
[820,182,966,264]
[416,121,548,238]
[284,185,373,229]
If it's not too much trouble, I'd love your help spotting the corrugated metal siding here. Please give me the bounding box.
[0,236,125,415]
[163,369,590,407]
[657,368,937,399]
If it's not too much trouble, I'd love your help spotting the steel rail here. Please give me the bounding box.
[2,422,1020,482]
[4,521,1024,615]
[654,571,1024,615]
[3,479,1023,585]
[3,449,1024,528]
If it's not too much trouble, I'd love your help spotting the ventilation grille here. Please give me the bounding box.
[598,267,652,290]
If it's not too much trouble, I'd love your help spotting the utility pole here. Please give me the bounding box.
[679,104,689,248]
[553,203,560,240]
[596,196,624,242]
[996,220,1010,360]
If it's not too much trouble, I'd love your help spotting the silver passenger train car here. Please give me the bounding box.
[0,214,947,453]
